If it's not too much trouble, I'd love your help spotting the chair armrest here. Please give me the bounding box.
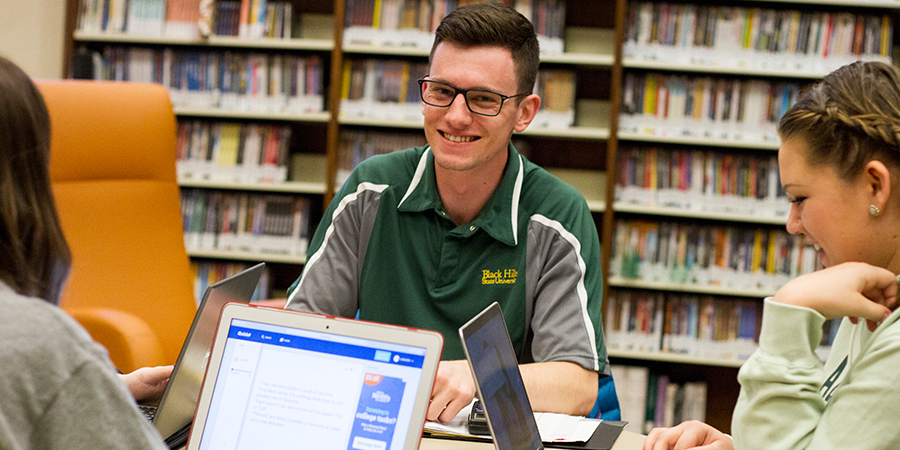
[64,307,167,373]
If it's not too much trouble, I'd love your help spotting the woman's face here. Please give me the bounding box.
[779,137,875,268]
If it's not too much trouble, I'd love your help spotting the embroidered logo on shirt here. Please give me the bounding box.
[482,269,517,285]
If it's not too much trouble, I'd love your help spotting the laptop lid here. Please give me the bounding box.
[153,262,266,439]
[185,302,444,450]
[459,302,544,450]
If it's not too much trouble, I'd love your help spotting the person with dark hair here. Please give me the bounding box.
[643,61,900,450]
[0,55,168,450]
[286,2,615,423]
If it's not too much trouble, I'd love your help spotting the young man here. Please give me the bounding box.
[286,3,613,422]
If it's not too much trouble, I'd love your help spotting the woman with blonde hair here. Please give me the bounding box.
[644,61,900,450]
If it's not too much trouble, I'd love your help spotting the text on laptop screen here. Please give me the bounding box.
[196,318,428,450]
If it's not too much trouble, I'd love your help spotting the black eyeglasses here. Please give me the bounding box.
[417,78,529,117]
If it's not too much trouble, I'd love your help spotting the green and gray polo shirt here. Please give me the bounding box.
[286,143,608,374]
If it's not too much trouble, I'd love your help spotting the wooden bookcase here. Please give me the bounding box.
[61,0,900,434]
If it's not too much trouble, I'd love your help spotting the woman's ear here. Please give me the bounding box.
[865,160,892,212]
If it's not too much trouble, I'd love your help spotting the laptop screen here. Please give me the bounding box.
[460,302,543,450]
[192,316,432,450]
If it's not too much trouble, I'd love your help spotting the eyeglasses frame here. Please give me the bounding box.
[417,77,530,117]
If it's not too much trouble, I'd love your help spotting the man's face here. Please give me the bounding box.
[422,42,536,175]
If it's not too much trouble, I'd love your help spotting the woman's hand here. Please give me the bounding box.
[119,365,174,406]
[643,421,733,450]
[772,262,899,331]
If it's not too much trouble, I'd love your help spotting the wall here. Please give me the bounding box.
[0,0,67,79]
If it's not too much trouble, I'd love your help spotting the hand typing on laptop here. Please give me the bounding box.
[428,360,477,422]
[120,365,174,407]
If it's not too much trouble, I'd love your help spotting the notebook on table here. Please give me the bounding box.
[147,262,266,447]
[459,301,545,450]
[184,302,444,450]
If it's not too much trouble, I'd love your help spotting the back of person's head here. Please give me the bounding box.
[0,56,71,305]
[778,61,900,181]
[431,2,540,96]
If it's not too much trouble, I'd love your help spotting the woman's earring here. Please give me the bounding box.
[870,204,881,216]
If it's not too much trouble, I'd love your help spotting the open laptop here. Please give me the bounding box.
[459,302,544,450]
[184,302,444,450]
[149,262,266,447]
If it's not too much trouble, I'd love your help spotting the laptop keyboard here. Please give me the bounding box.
[139,404,158,421]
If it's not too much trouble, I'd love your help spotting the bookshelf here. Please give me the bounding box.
[61,0,900,434]
[608,0,900,433]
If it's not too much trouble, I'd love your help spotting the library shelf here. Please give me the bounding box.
[175,108,331,123]
[73,31,335,51]
[747,0,900,8]
[616,132,781,151]
[342,44,616,66]
[608,348,745,368]
[607,276,777,299]
[177,179,327,195]
[187,249,306,265]
[613,203,787,225]
[621,58,838,79]
[546,168,607,213]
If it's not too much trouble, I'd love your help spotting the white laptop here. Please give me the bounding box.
[185,302,444,450]
[459,302,544,450]
[150,262,266,446]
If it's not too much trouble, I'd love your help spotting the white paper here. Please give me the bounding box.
[423,401,601,443]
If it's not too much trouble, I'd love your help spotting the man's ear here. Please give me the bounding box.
[865,159,891,212]
[513,94,541,133]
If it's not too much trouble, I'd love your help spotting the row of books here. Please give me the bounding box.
[341,59,430,122]
[77,0,294,39]
[606,290,762,361]
[190,260,272,304]
[343,0,565,54]
[78,0,200,37]
[606,289,840,362]
[336,129,427,186]
[176,120,291,184]
[624,3,893,73]
[532,69,576,128]
[610,219,822,293]
[212,0,295,38]
[92,46,325,113]
[181,188,311,257]
[619,71,802,144]
[615,146,789,219]
[340,58,576,127]
[611,365,707,435]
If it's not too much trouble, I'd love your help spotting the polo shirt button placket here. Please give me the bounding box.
[469,225,475,232]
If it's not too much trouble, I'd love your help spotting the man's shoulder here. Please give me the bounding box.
[519,160,589,215]
[350,146,426,184]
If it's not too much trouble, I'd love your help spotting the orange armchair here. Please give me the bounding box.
[39,80,197,373]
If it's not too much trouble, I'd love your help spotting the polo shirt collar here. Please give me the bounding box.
[397,143,524,246]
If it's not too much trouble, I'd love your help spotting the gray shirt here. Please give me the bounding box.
[0,282,167,450]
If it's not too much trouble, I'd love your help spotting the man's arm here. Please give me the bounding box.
[427,360,598,422]
[521,361,597,415]
[522,186,608,416]
[285,181,387,316]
